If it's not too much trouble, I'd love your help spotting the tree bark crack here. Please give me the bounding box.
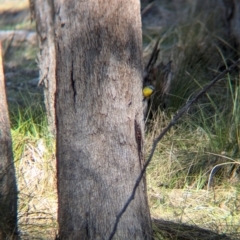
[86,220,90,238]
[134,118,143,169]
[70,59,77,108]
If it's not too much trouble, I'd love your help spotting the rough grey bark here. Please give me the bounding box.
[30,0,56,136]
[0,43,18,239]
[54,0,152,239]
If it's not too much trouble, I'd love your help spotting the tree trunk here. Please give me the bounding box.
[0,42,18,239]
[54,0,152,239]
[30,0,56,136]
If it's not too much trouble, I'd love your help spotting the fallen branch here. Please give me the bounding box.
[108,59,240,240]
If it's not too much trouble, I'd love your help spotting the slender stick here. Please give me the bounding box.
[108,59,240,240]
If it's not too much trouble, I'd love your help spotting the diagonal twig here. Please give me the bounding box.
[145,38,160,72]
[108,59,240,240]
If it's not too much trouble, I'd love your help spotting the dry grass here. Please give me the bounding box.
[145,111,240,238]
[15,138,57,239]
[149,187,240,236]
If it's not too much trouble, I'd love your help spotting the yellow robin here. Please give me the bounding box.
[142,85,154,98]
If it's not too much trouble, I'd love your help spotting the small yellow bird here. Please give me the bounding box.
[142,85,154,98]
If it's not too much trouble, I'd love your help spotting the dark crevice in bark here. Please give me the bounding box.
[70,59,77,108]
[86,220,90,238]
[134,118,143,169]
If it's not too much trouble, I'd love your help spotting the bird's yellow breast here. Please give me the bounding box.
[143,85,154,98]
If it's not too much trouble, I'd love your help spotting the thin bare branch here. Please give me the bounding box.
[207,161,240,192]
[108,59,240,240]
